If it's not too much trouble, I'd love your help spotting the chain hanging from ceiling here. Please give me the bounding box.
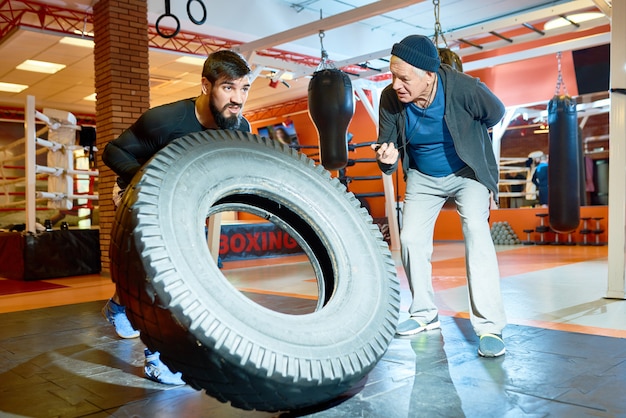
[554,51,569,98]
[432,0,463,72]
[316,29,336,71]
[315,8,335,71]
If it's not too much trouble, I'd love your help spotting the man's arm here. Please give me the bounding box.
[102,101,193,188]
[376,86,401,175]
[472,78,506,128]
[102,108,172,188]
[102,130,145,189]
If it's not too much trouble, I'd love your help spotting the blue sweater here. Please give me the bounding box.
[377,64,505,201]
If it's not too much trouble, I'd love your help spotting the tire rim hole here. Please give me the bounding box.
[207,195,335,315]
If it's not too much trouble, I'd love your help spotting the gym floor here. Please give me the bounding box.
[1,242,625,417]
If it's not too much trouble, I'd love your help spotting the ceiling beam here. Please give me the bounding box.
[456,17,609,58]
[462,32,610,71]
[287,0,607,80]
[445,0,597,41]
[236,0,425,55]
[591,0,612,17]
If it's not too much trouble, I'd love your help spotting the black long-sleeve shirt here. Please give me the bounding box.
[102,98,250,188]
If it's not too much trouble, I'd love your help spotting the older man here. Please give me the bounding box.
[373,35,507,357]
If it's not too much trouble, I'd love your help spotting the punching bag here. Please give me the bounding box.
[438,48,463,72]
[548,95,580,233]
[308,68,354,170]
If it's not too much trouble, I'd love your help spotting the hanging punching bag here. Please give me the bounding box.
[308,68,354,170]
[438,48,463,72]
[548,95,580,233]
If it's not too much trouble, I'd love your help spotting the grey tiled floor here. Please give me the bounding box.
[2,243,626,417]
[1,300,625,417]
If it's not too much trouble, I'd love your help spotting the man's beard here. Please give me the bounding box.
[210,102,242,130]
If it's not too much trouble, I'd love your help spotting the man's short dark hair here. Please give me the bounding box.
[202,50,251,83]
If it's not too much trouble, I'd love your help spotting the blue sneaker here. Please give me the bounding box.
[144,349,185,385]
[478,333,506,357]
[395,315,441,337]
[101,299,140,339]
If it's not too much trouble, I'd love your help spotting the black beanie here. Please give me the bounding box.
[391,35,440,72]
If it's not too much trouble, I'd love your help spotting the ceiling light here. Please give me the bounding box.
[175,56,206,66]
[16,60,66,74]
[60,37,94,48]
[544,12,605,31]
[0,82,28,93]
[72,29,94,37]
[83,93,96,101]
[279,72,294,81]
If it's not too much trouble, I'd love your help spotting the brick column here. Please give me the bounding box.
[94,0,150,273]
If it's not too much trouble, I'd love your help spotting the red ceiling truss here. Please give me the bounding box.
[0,0,92,43]
[0,0,363,72]
[0,0,370,121]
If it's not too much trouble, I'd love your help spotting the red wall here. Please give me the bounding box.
[435,206,608,243]
[246,46,606,235]
[467,52,579,107]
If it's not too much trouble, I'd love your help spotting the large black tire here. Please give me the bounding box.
[109,129,400,412]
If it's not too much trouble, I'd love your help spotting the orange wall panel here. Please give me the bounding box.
[434,206,608,243]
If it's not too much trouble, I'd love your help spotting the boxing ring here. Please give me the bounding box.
[0,96,98,232]
[0,96,100,280]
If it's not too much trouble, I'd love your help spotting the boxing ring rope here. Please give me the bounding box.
[353,82,401,250]
[498,157,535,199]
[0,95,99,233]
